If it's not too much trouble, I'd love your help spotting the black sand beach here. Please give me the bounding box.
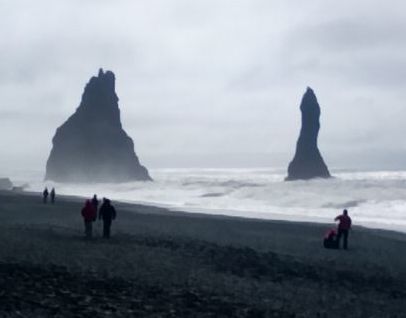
[0,190,405,317]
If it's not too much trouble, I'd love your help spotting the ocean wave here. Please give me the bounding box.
[321,200,366,209]
[200,192,226,198]
[9,168,406,232]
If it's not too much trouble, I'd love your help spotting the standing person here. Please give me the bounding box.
[50,188,56,204]
[43,187,49,204]
[91,194,99,213]
[99,198,116,239]
[334,209,352,250]
[81,200,96,239]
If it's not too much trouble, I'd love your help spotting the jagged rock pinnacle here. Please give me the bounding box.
[45,69,152,183]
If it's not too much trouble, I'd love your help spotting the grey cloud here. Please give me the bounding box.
[0,0,405,170]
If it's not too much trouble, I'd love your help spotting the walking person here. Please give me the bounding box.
[99,198,116,239]
[81,200,97,239]
[43,187,49,204]
[334,209,352,250]
[91,194,99,212]
[50,188,56,204]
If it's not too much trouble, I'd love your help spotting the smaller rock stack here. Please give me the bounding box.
[286,87,331,181]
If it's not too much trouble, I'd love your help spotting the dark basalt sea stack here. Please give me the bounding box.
[45,69,152,183]
[286,87,331,181]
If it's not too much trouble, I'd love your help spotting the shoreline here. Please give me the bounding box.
[14,189,406,236]
[7,166,406,234]
[3,189,406,256]
[1,190,406,317]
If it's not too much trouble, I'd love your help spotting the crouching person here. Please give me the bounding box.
[81,200,96,239]
[323,228,339,249]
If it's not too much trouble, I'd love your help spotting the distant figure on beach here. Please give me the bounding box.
[42,187,49,204]
[335,209,352,250]
[50,188,56,204]
[99,198,116,238]
[91,194,99,212]
[81,200,97,238]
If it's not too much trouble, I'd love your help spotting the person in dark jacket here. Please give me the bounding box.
[43,187,49,204]
[81,200,97,238]
[50,188,56,204]
[91,194,99,213]
[334,209,352,250]
[99,198,116,238]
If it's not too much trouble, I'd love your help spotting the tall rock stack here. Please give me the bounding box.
[286,87,331,181]
[45,69,152,183]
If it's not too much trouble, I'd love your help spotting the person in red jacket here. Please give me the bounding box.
[334,209,352,249]
[81,200,96,238]
[323,228,338,249]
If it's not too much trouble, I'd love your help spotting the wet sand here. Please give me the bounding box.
[0,190,405,317]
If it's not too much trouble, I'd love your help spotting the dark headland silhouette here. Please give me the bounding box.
[0,178,13,190]
[45,69,152,183]
[286,87,331,181]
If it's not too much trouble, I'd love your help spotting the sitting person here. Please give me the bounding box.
[323,228,339,249]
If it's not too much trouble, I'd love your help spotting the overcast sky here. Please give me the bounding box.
[1,0,405,170]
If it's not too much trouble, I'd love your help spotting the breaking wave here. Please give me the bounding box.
[9,168,406,232]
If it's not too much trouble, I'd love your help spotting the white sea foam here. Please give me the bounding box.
[7,168,406,232]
